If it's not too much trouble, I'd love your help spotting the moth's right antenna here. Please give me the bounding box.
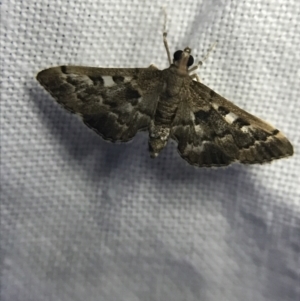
[188,42,218,74]
[162,8,172,66]
[201,41,217,65]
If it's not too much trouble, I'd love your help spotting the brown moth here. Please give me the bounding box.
[36,19,293,167]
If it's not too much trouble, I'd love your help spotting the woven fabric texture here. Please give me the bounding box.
[1,1,300,300]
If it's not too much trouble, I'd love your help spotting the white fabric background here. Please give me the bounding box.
[1,0,300,300]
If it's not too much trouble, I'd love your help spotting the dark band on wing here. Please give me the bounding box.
[192,107,282,150]
[112,76,125,84]
[217,106,230,116]
[232,118,250,128]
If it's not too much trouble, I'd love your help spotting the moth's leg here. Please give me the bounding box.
[188,64,200,74]
[190,73,201,82]
[162,8,172,66]
[148,64,159,70]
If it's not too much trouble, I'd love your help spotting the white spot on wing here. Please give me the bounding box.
[195,124,205,137]
[124,77,132,83]
[241,125,252,133]
[102,76,115,87]
[211,102,219,110]
[224,112,238,124]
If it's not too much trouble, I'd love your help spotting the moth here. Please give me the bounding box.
[36,23,293,167]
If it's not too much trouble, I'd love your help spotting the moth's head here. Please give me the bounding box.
[173,47,194,72]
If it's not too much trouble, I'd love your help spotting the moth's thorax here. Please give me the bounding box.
[162,66,191,97]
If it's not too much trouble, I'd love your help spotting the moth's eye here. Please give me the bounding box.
[173,50,183,61]
[187,55,194,67]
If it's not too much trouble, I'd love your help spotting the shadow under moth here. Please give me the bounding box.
[36,21,293,168]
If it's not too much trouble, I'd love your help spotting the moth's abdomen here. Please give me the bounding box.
[154,95,180,126]
[148,92,182,157]
[148,123,170,158]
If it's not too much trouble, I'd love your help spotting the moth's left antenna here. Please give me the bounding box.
[162,8,172,65]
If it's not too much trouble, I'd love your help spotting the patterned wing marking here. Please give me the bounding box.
[171,104,234,167]
[170,81,293,167]
[37,66,163,142]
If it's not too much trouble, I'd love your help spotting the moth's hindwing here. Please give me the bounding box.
[37,66,163,142]
[171,80,293,167]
